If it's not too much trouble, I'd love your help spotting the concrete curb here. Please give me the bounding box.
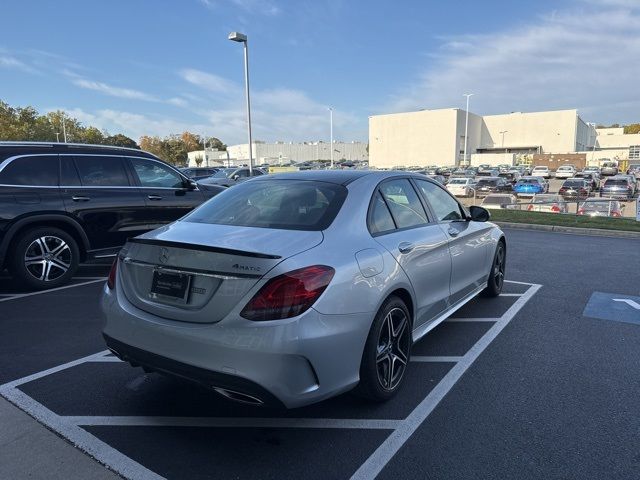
[494,221,640,239]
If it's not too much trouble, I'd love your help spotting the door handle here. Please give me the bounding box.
[398,242,415,254]
[71,196,90,202]
[448,227,460,237]
[147,195,163,201]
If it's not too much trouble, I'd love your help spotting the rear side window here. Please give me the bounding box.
[185,179,347,231]
[368,191,396,234]
[379,179,429,229]
[74,156,130,187]
[0,155,59,186]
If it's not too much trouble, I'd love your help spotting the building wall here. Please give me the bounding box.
[227,141,368,163]
[532,153,587,170]
[481,110,578,153]
[369,109,470,168]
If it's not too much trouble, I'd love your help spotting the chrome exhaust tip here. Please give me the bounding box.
[213,387,264,406]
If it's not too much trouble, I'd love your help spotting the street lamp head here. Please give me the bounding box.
[463,93,474,98]
[228,32,247,42]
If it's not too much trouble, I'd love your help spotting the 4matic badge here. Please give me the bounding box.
[232,263,262,272]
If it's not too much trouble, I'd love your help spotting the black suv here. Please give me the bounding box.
[0,142,225,289]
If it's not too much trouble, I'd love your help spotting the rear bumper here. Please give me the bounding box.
[101,284,372,408]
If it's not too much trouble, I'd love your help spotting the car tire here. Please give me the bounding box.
[8,227,80,290]
[355,296,412,402]
[482,241,506,298]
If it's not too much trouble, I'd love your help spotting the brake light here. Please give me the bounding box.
[240,265,335,321]
[577,209,585,215]
[527,204,533,211]
[551,205,561,212]
[612,211,621,217]
[107,258,118,290]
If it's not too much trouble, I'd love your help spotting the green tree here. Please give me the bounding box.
[624,124,640,134]
[104,133,138,149]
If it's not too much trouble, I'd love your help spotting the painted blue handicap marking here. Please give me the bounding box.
[583,292,640,325]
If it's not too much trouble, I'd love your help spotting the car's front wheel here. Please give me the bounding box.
[8,227,80,290]
[482,241,506,297]
[356,296,412,402]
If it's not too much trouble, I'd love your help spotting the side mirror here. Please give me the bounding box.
[468,205,491,222]
[232,174,240,181]
[186,179,197,190]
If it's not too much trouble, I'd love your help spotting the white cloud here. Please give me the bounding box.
[60,108,211,141]
[168,97,189,107]
[383,1,640,125]
[199,0,280,16]
[180,68,240,95]
[71,78,159,102]
[0,55,39,74]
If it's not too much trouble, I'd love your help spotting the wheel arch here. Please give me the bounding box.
[1,214,90,267]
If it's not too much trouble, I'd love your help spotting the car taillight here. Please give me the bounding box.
[240,265,335,321]
[577,209,585,215]
[551,205,561,212]
[527,204,533,211]
[612,211,621,217]
[107,258,118,290]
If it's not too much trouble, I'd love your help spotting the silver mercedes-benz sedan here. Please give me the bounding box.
[101,170,505,408]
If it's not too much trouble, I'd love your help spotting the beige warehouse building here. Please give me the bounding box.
[369,108,640,168]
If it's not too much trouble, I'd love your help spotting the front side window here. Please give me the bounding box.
[379,179,429,229]
[415,179,464,222]
[0,155,59,186]
[130,158,184,188]
[74,156,129,187]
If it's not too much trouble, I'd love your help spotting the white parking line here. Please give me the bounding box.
[410,356,463,363]
[350,283,542,480]
[0,280,540,480]
[499,293,524,297]
[0,278,105,303]
[445,317,499,323]
[65,416,401,430]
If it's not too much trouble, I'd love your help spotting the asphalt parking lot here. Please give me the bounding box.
[2,228,640,479]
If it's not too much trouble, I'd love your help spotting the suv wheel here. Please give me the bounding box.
[8,227,79,290]
[355,296,412,402]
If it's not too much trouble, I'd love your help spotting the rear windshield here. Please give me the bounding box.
[604,179,628,186]
[533,195,561,203]
[563,180,584,187]
[476,179,498,186]
[448,178,468,184]
[517,179,540,184]
[581,201,619,211]
[483,196,510,204]
[184,179,347,231]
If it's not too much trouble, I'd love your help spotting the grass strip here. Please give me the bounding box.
[490,208,640,232]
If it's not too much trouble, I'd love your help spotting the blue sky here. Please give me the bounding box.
[2,0,639,145]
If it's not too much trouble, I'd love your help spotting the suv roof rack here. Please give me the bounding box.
[0,141,143,154]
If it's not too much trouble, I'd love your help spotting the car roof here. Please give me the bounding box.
[255,169,440,186]
[0,141,157,161]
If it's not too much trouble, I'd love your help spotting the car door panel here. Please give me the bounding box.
[61,156,147,250]
[372,180,452,327]
[128,157,206,229]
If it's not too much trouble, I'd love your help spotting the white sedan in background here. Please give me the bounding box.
[480,194,518,210]
[446,177,475,197]
[555,165,577,179]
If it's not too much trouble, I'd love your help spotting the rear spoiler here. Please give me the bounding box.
[127,238,282,259]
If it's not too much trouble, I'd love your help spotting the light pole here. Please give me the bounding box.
[228,31,253,175]
[499,130,508,151]
[463,93,474,166]
[62,114,67,143]
[329,107,334,168]
[55,133,60,143]
[202,137,208,167]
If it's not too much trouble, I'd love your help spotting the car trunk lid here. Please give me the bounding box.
[119,221,323,323]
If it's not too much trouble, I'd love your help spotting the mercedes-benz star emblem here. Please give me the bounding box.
[159,247,169,264]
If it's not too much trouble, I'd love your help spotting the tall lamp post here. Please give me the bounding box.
[329,107,334,169]
[499,130,508,151]
[463,93,474,166]
[228,32,253,175]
